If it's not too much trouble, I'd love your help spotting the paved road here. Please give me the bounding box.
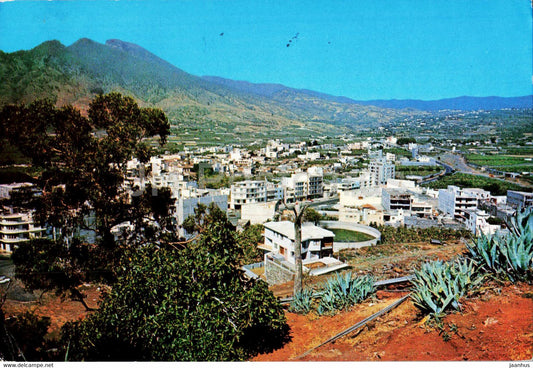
[436,151,532,189]
[439,152,477,174]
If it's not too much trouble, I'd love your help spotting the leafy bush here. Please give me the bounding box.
[317,272,374,315]
[411,259,484,318]
[467,208,533,281]
[60,208,290,361]
[2,311,52,361]
[289,288,315,315]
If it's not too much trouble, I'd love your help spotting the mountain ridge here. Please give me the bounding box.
[202,75,533,111]
[1,38,531,139]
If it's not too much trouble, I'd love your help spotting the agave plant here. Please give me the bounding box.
[411,259,484,318]
[316,272,374,315]
[467,208,533,281]
[289,288,315,314]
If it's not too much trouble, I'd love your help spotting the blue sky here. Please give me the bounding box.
[0,0,531,100]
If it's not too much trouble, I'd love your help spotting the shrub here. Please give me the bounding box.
[466,208,533,282]
[316,272,374,315]
[288,288,315,315]
[411,259,484,318]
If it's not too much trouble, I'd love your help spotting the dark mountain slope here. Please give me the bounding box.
[1,39,424,135]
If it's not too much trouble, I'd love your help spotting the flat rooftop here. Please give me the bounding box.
[264,221,335,241]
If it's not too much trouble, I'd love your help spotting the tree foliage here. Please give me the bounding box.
[237,222,264,265]
[396,137,416,146]
[61,206,290,361]
[2,311,53,361]
[0,93,173,304]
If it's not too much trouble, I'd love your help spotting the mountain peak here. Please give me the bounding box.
[106,39,144,53]
[31,40,66,56]
[71,38,99,47]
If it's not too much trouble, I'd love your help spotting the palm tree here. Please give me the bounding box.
[274,200,310,295]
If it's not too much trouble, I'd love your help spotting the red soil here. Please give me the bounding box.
[3,281,532,361]
[3,285,101,338]
[254,282,533,361]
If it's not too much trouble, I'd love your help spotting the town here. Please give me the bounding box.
[0,0,532,361]
[3,132,532,285]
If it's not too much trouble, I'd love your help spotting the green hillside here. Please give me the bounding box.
[0,38,424,142]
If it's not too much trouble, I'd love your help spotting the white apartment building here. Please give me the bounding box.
[263,221,335,263]
[281,167,324,203]
[507,190,533,210]
[382,188,434,218]
[369,158,395,187]
[438,185,478,221]
[0,183,35,199]
[1,211,46,253]
[229,180,283,210]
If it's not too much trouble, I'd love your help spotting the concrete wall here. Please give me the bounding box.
[264,254,294,285]
[241,201,277,224]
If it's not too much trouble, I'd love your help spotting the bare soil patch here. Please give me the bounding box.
[254,283,533,361]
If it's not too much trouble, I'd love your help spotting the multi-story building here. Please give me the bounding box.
[438,185,478,221]
[307,167,324,198]
[0,183,36,199]
[369,157,395,187]
[382,188,411,211]
[382,187,434,218]
[464,209,504,236]
[263,221,335,263]
[281,167,324,203]
[229,180,283,210]
[0,211,46,253]
[507,190,533,210]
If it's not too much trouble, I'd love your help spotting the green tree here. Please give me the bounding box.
[61,207,290,361]
[0,93,173,307]
[397,137,416,146]
[237,222,264,265]
[303,207,322,225]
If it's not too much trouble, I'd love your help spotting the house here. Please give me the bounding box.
[464,209,504,236]
[263,221,335,263]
